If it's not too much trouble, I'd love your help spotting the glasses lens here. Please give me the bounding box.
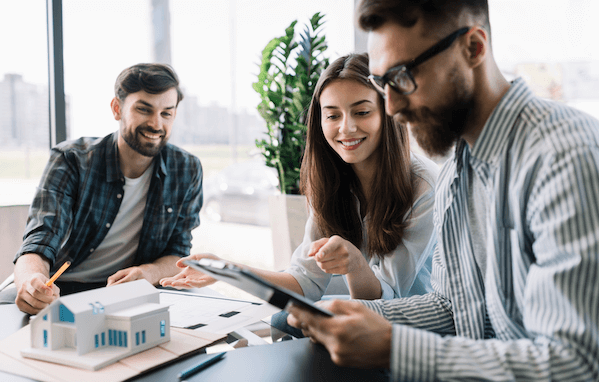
[390,69,416,94]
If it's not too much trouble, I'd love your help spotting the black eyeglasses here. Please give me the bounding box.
[368,27,471,96]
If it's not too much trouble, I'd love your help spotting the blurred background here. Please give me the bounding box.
[2,0,599,299]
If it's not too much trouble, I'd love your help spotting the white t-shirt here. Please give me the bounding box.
[285,152,439,301]
[61,164,154,283]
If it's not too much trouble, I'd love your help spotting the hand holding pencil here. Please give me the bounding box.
[14,255,67,315]
[46,261,71,287]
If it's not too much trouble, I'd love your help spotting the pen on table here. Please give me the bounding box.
[46,261,71,287]
[178,351,226,380]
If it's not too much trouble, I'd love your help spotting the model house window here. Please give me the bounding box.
[43,315,47,321]
[118,331,123,347]
[101,332,105,346]
[95,334,99,348]
[136,332,140,346]
[59,304,74,323]
[43,330,47,347]
[160,320,166,337]
[142,330,146,344]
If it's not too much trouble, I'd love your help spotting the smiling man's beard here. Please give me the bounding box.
[122,123,166,157]
[400,69,474,158]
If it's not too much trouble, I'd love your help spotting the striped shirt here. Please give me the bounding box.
[15,132,203,275]
[362,78,599,381]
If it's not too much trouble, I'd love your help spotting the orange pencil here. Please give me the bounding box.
[46,261,71,287]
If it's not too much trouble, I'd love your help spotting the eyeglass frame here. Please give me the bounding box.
[368,27,471,96]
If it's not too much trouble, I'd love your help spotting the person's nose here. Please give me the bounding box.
[147,112,162,130]
[338,115,357,134]
[384,85,408,117]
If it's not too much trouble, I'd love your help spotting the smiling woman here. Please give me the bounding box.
[320,80,383,174]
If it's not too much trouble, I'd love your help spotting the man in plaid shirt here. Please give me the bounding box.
[12,63,203,314]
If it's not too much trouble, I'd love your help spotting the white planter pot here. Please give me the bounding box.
[268,194,308,270]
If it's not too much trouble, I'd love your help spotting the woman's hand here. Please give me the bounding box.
[159,253,220,289]
[309,236,382,299]
[308,235,368,275]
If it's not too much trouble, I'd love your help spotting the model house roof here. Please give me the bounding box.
[51,279,158,315]
[107,302,168,320]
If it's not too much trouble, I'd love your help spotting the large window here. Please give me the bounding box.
[2,1,599,284]
[0,1,50,206]
[60,0,355,178]
[490,0,599,118]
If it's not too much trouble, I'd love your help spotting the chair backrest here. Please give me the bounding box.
[0,205,29,284]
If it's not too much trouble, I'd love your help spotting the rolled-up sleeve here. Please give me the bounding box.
[284,211,331,301]
[15,148,78,267]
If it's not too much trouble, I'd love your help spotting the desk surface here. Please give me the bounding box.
[129,337,389,382]
[0,295,389,382]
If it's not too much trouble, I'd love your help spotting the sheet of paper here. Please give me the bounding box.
[159,290,279,334]
[0,325,225,382]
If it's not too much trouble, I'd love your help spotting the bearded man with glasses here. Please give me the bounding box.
[286,1,599,381]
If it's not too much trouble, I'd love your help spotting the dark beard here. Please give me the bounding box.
[122,125,166,157]
[400,69,474,158]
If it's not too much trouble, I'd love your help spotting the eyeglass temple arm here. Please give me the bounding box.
[407,27,471,69]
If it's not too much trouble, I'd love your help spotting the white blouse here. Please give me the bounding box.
[285,152,439,301]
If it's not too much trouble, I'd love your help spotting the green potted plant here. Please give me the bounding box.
[252,12,329,269]
[253,12,329,195]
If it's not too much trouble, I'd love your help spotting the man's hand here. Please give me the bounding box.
[15,273,60,315]
[308,235,369,275]
[159,253,220,289]
[106,266,147,286]
[107,255,183,287]
[14,254,60,315]
[287,299,392,369]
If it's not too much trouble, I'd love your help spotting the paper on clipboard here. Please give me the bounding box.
[159,290,279,334]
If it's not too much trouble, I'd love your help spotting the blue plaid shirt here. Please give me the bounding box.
[15,132,203,274]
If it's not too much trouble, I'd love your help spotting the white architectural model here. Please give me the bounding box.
[21,279,170,371]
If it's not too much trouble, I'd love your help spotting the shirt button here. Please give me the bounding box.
[106,223,111,228]
[167,207,173,213]
[90,248,94,253]
[117,194,122,199]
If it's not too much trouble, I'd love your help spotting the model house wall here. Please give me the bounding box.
[22,279,171,371]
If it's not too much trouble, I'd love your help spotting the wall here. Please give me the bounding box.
[0,205,29,283]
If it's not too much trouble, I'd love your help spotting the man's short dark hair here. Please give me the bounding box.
[114,63,184,105]
[357,0,490,34]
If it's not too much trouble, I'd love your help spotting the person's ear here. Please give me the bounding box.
[111,97,123,120]
[464,26,488,68]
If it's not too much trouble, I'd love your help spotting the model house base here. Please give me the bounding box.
[21,279,170,371]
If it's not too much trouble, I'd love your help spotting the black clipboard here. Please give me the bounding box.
[183,259,334,317]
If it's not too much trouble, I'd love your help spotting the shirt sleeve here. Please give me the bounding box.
[381,146,599,381]
[15,147,79,267]
[360,243,456,335]
[371,153,438,299]
[371,173,436,299]
[284,210,331,301]
[161,156,203,259]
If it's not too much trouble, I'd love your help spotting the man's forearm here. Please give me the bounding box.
[140,255,181,285]
[14,253,51,287]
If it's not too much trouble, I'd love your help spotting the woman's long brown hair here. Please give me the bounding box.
[300,53,414,258]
